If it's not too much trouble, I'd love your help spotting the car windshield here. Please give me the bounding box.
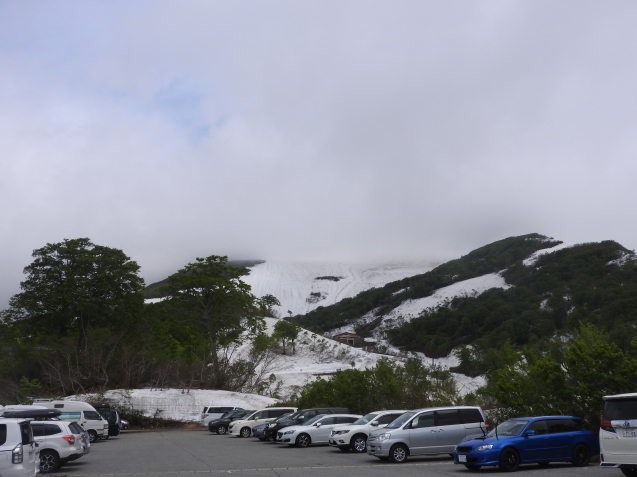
[488,420,529,437]
[353,413,379,425]
[275,413,293,422]
[243,411,258,420]
[385,411,416,429]
[301,414,326,426]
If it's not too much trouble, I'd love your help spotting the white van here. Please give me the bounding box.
[229,407,297,438]
[33,400,108,443]
[600,392,637,476]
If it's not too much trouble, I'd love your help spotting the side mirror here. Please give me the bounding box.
[315,422,322,427]
[524,430,536,437]
[370,421,379,426]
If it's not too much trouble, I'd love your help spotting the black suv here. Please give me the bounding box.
[264,407,350,440]
[208,409,255,435]
[91,403,121,437]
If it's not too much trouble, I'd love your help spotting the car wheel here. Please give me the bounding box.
[389,444,408,463]
[240,427,252,438]
[464,464,481,470]
[296,433,311,447]
[88,430,98,443]
[217,425,227,435]
[621,469,637,477]
[499,448,520,472]
[572,444,590,467]
[39,450,60,473]
[350,434,367,453]
[99,435,109,440]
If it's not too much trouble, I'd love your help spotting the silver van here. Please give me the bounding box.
[366,406,488,463]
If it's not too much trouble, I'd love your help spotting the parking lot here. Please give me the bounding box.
[52,428,615,477]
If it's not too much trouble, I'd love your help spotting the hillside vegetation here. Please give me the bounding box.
[292,233,561,332]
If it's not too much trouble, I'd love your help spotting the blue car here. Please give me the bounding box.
[453,416,599,471]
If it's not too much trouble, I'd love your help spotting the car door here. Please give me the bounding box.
[435,410,466,452]
[313,416,338,443]
[19,421,38,477]
[546,419,579,459]
[517,419,550,461]
[407,411,436,455]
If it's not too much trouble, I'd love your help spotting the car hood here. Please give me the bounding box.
[209,418,230,425]
[331,424,366,433]
[278,424,308,434]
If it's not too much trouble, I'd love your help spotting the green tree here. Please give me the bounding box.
[273,319,301,355]
[2,238,144,350]
[159,255,266,388]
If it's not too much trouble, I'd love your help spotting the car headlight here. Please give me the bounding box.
[377,433,391,442]
[332,430,349,436]
[475,444,493,451]
[283,430,296,435]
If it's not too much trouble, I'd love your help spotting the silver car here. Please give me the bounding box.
[366,406,488,463]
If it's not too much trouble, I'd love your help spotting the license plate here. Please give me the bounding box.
[459,455,467,462]
[624,431,637,437]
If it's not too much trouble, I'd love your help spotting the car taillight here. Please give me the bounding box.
[600,416,616,433]
[104,423,109,429]
[12,443,23,464]
[484,420,491,431]
[62,435,76,445]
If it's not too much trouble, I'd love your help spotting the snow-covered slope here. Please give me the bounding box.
[241,260,436,316]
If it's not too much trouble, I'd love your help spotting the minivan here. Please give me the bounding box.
[229,407,297,438]
[33,400,108,443]
[600,392,637,476]
[366,406,488,463]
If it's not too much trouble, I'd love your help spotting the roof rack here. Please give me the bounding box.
[1,409,62,420]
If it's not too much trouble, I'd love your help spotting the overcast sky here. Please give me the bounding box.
[2,0,637,307]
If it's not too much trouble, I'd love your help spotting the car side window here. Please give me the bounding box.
[300,410,318,420]
[337,416,357,424]
[410,412,435,429]
[376,414,398,425]
[0,424,6,446]
[527,420,549,435]
[460,409,483,424]
[547,419,582,433]
[44,424,62,436]
[31,424,44,437]
[436,410,461,426]
[20,422,32,444]
[251,411,266,420]
[84,411,102,420]
[60,412,82,421]
[319,417,337,425]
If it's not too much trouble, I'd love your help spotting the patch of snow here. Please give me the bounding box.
[608,251,637,267]
[144,297,164,304]
[67,389,278,422]
[523,242,571,266]
[242,260,436,316]
[381,272,511,323]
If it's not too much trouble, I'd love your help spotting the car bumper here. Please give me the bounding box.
[366,441,391,457]
[453,449,500,467]
[329,438,350,447]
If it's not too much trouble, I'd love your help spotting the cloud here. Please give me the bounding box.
[1,0,637,306]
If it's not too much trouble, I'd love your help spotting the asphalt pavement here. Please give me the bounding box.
[52,427,617,477]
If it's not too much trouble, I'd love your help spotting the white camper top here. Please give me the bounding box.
[32,399,99,413]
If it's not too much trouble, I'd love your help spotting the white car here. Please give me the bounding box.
[600,392,637,476]
[276,414,362,447]
[0,418,39,477]
[200,406,244,427]
[229,407,297,438]
[328,410,407,452]
[32,420,90,473]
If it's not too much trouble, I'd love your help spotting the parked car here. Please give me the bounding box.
[329,410,407,452]
[0,418,39,477]
[366,406,488,463]
[453,416,599,471]
[98,410,122,437]
[229,407,297,438]
[253,413,293,440]
[275,414,362,447]
[200,406,244,427]
[208,410,255,435]
[265,407,351,440]
[32,399,109,443]
[600,392,637,476]
[120,419,129,430]
[3,408,91,473]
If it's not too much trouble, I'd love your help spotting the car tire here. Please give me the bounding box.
[351,434,367,453]
[217,425,227,435]
[572,444,590,467]
[388,444,408,463]
[240,427,252,438]
[621,469,637,477]
[39,450,60,473]
[100,435,109,440]
[499,448,520,472]
[464,464,481,470]
[88,430,98,443]
[295,433,311,447]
